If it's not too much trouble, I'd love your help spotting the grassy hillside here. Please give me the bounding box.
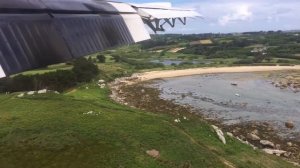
[0,83,296,168]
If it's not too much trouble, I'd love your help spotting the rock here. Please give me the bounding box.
[183,116,187,120]
[239,135,246,141]
[262,149,286,156]
[275,144,281,150]
[285,121,295,129]
[146,149,160,158]
[226,132,234,138]
[98,79,105,83]
[27,91,35,95]
[37,89,47,94]
[174,118,181,123]
[212,125,226,144]
[54,91,60,94]
[283,152,292,158]
[247,133,260,141]
[235,93,240,97]
[85,87,89,90]
[100,84,106,89]
[251,129,259,135]
[287,142,293,147]
[232,127,241,133]
[87,111,94,115]
[17,93,24,98]
[260,140,275,148]
[231,83,238,86]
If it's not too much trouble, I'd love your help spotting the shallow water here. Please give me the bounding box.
[151,73,300,133]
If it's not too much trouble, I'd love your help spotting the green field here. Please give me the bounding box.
[1,32,299,167]
[0,83,296,168]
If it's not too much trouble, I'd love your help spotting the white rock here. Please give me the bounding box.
[174,118,181,123]
[98,79,105,83]
[235,93,240,97]
[87,111,94,115]
[17,93,24,98]
[212,125,226,144]
[287,142,293,147]
[262,149,286,156]
[247,133,261,141]
[27,91,35,95]
[37,89,47,94]
[85,87,89,90]
[226,132,234,138]
[146,149,160,158]
[54,91,60,94]
[260,140,275,148]
[100,84,106,89]
[183,116,187,120]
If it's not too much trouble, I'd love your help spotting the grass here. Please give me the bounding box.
[12,63,73,76]
[0,83,296,168]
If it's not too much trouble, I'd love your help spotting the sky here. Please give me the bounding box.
[121,0,300,34]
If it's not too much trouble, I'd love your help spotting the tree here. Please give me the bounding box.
[72,58,99,82]
[97,54,106,63]
[112,55,121,62]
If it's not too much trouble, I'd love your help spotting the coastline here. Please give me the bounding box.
[132,65,300,83]
[109,65,300,164]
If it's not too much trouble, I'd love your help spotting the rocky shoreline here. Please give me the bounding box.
[269,70,300,92]
[109,71,300,165]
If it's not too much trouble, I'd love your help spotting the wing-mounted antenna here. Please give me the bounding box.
[130,2,202,33]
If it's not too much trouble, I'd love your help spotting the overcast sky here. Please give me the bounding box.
[122,0,300,34]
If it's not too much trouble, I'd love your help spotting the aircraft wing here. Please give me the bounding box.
[0,0,201,78]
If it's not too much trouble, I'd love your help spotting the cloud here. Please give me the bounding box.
[122,0,300,33]
[218,4,252,26]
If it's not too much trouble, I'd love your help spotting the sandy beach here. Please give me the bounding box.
[135,65,300,82]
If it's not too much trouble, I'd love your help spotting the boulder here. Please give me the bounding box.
[247,133,260,141]
[100,84,106,89]
[17,93,24,98]
[146,149,160,158]
[212,125,226,144]
[98,79,105,83]
[260,140,275,148]
[27,91,35,95]
[262,149,286,156]
[287,142,293,147]
[285,121,295,129]
[239,135,246,141]
[283,152,292,158]
[226,132,234,138]
[251,129,259,135]
[37,89,47,94]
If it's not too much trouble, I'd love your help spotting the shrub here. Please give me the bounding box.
[97,55,106,63]
[277,59,290,63]
[233,59,254,64]
[0,58,100,93]
[72,58,99,83]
